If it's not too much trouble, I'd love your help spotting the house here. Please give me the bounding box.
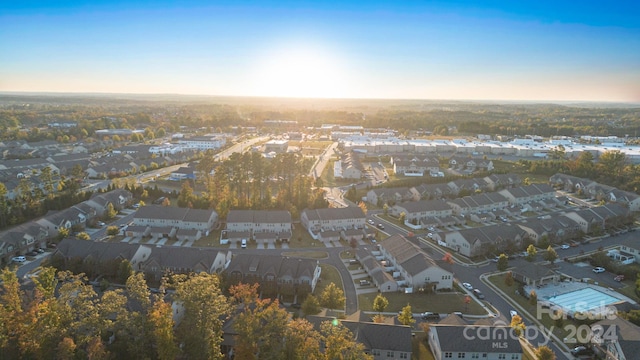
[410,183,455,200]
[36,207,88,237]
[225,210,292,242]
[52,238,230,280]
[169,165,197,181]
[307,315,413,360]
[85,189,133,216]
[301,206,366,234]
[366,187,414,206]
[446,192,509,216]
[388,200,453,228]
[443,224,529,258]
[263,139,289,153]
[563,204,630,234]
[498,183,556,206]
[591,316,640,360]
[0,223,48,266]
[516,216,581,244]
[360,236,445,291]
[428,325,523,360]
[511,262,560,287]
[549,173,595,193]
[334,152,364,179]
[132,205,218,239]
[483,173,522,191]
[225,254,321,301]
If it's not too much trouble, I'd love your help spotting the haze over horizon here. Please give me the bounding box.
[1,0,639,103]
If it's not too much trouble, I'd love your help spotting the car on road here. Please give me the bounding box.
[614,274,625,281]
[491,256,501,263]
[570,346,593,356]
[241,239,247,249]
[359,280,371,286]
[462,282,473,290]
[509,310,518,318]
[421,312,440,320]
[472,289,485,299]
[12,256,26,263]
[377,223,384,230]
[560,244,570,250]
[427,233,434,238]
[97,221,106,227]
[36,248,45,253]
[367,219,375,225]
[593,267,606,273]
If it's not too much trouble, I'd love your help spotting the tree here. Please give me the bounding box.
[526,244,537,262]
[283,319,323,360]
[106,226,119,236]
[319,282,345,310]
[534,345,556,360]
[398,304,415,326]
[77,232,91,240]
[529,290,538,306]
[320,321,372,360]
[372,294,389,314]
[505,271,514,287]
[301,294,321,316]
[497,253,509,271]
[544,245,558,264]
[56,227,70,241]
[173,273,231,360]
[358,201,367,215]
[399,211,406,224]
[148,300,178,360]
[510,314,526,337]
[105,203,117,220]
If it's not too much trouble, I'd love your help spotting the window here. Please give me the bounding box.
[511,355,519,360]
[387,351,393,357]
[471,355,479,359]
[445,353,452,358]
[498,355,506,359]
[400,354,408,359]
[458,354,465,358]
[372,350,380,356]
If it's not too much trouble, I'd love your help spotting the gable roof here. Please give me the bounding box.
[134,205,216,223]
[431,325,523,353]
[302,206,365,221]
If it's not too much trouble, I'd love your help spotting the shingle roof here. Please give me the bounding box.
[431,325,523,353]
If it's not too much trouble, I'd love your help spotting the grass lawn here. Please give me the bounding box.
[358,292,487,314]
[313,264,343,298]
[412,333,435,360]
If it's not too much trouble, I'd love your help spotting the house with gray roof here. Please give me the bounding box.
[498,183,556,206]
[564,204,630,234]
[443,224,529,258]
[591,316,640,360]
[388,200,453,229]
[132,205,218,238]
[225,254,321,301]
[225,210,292,242]
[306,315,413,360]
[483,173,522,191]
[366,187,415,206]
[372,234,454,292]
[447,192,509,216]
[301,206,366,236]
[0,223,48,266]
[516,216,581,245]
[428,325,523,360]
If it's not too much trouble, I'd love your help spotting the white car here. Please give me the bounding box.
[367,219,375,225]
[12,256,26,263]
[462,282,473,290]
[593,267,606,273]
[560,244,570,250]
[509,310,518,318]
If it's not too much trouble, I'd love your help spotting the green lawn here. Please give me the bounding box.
[358,292,486,314]
[281,251,328,259]
[313,264,343,297]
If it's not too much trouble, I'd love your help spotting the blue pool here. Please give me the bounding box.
[547,287,620,312]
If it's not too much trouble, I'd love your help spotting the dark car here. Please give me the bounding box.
[570,346,593,356]
[472,289,485,299]
[421,312,440,320]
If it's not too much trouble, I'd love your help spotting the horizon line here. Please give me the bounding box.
[1,91,639,106]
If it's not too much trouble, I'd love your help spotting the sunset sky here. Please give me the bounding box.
[1,0,639,102]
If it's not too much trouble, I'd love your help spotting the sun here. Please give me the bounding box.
[251,46,349,98]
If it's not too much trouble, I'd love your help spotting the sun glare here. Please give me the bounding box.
[251,46,349,98]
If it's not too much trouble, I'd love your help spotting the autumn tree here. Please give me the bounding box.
[497,253,509,271]
[372,294,389,314]
[510,314,526,336]
[526,244,537,262]
[319,282,345,310]
[283,319,323,360]
[173,273,232,360]
[505,271,514,287]
[301,294,321,316]
[544,245,558,264]
[534,345,556,360]
[398,304,415,326]
[320,321,373,360]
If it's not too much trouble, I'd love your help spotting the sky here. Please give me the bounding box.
[1,0,639,102]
